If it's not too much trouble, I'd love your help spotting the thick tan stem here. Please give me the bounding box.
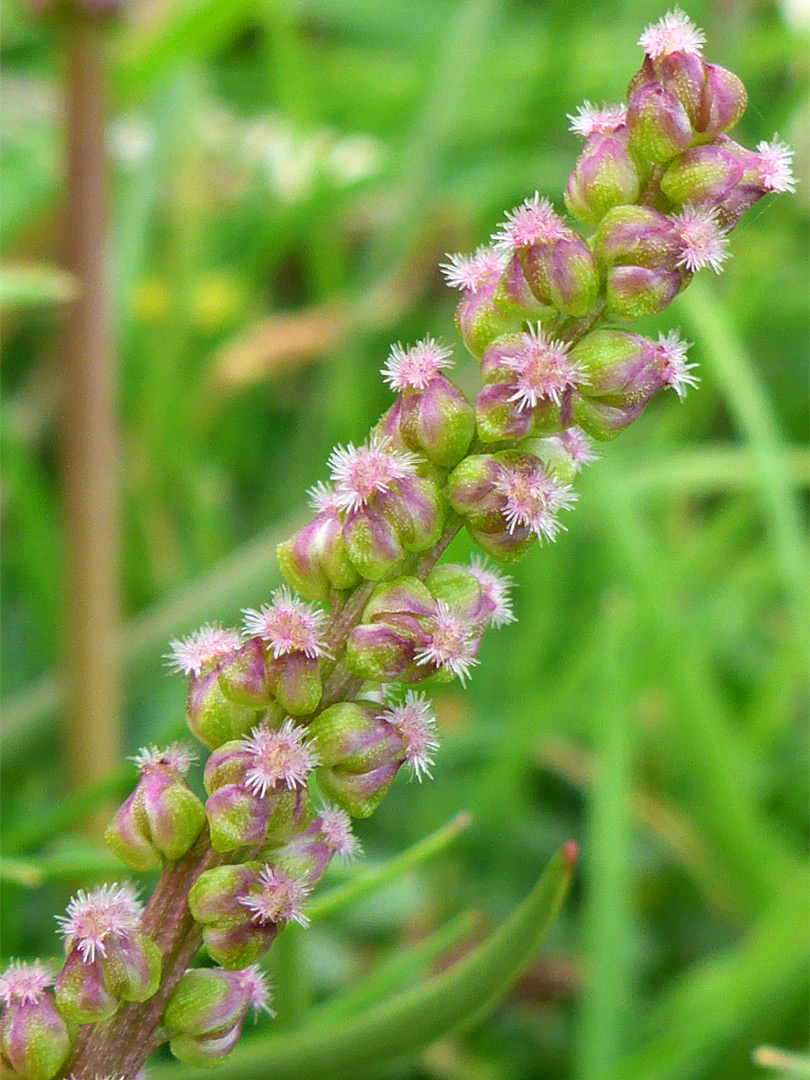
[60,16,120,804]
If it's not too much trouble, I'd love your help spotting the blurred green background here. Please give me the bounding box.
[1,0,808,1077]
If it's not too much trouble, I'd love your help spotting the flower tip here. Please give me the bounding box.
[562,840,579,871]
[382,337,454,392]
[440,246,505,292]
[672,206,730,275]
[382,691,440,780]
[638,8,705,59]
[242,587,328,658]
[318,806,363,861]
[567,101,627,138]
[165,623,242,676]
[235,965,274,1017]
[0,959,54,1007]
[491,193,568,252]
[131,741,197,776]
[655,330,699,398]
[756,137,797,194]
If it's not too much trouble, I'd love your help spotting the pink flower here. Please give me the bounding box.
[492,193,569,252]
[242,720,318,796]
[494,462,576,542]
[654,330,699,397]
[328,437,420,513]
[638,9,705,59]
[382,338,454,392]
[671,206,730,274]
[318,806,363,861]
[756,137,796,194]
[381,691,440,780]
[0,960,54,1007]
[56,883,142,963]
[239,866,311,928]
[501,324,584,409]
[166,623,242,676]
[440,246,506,291]
[242,587,328,658]
[469,555,516,627]
[130,742,197,775]
[415,601,480,685]
[568,101,627,137]
[232,965,274,1017]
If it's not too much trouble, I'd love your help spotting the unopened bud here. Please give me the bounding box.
[217,638,272,708]
[106,744,206,870]
[627,82,693,162]
[165,965,270,1065]
[186,668,262,751]
[0,963,70,1080]
[565,106,644,225]
[594,205,683,319]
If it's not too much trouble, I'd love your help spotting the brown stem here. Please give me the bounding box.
[60,14,120,816]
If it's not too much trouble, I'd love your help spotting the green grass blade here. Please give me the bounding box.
[307,811,472,921]
[593,869,810,1080]
[681,280,808,623]
[574,595,635,1076]
[149,842,576,1080]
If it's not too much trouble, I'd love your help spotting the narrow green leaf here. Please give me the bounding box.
[149,843,575,1080]
[307,811,472,921]
[311,910,482,1024]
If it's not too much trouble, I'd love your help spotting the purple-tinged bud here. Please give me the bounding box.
[660,142,745,207]
[188,863,281,967]
[627,82,693,163]
[0,962,70,1080]
[448,451,576,562]
[443,246,543,358]
[711,136,797,231]
[186,667,262,751]
[217,638,272,708]
[475,327,583,443]
[165,965,271,1064]
[570,328,697,439]
[345,577,435,682]
[527,427,599,485]
[263,807,361,884]
[240,592,328,714]
[169,1025,242,1067]
[491,194,598,317]
[426,559,515,630]
[383,341,475,467]
[308,702,405,817]
[565,105,644,225]
[204,721,317,852]
[106,744,206,870]
[100,933,162,1003]
[326,436,440,578]
[189,864,261,929]
[698,64,747,139]
[54,884,161,1020]
[277,488,360,603]
[594,205,683,319]
[53,951,118,1025]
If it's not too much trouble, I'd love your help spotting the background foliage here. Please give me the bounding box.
[1,0,808,1077]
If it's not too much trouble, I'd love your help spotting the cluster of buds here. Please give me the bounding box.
[3,13,793,1077]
